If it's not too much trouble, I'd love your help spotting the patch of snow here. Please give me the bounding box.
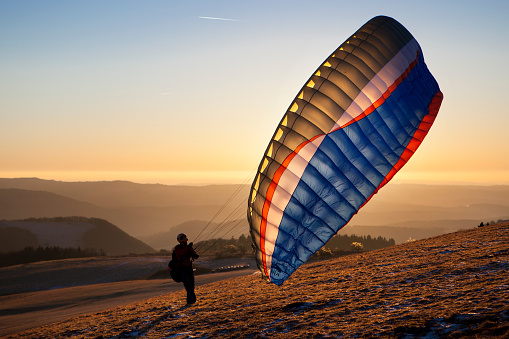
[325,299,343,307]
[282,301,315,314]
[121,330,142,337]
[376,263,395,267]
[165,331,192,338]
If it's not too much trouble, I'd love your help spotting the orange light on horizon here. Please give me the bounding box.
[0,170,257,186]
[1,169,508,186]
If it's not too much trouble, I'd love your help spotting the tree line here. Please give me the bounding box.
[310,233,395,260]
[1,232,395,267]
[188,233,395,259]
[324,234,395,251]
[479,219,509,227]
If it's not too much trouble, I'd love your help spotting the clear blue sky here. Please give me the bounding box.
[1,0,508,184]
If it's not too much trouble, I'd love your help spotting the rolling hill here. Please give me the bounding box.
[0,178,248,236]
[0,217,155,255]
[0,188,227,236]
[0,188,105,220]
[1,178,509,244]
[0,178,249,208]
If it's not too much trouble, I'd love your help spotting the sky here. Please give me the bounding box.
[1,0,508,185]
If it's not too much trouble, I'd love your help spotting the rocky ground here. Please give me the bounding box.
[5,223,509,338]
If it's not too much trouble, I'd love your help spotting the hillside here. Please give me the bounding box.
[338,222,479,244]
[0,178,249,208]
[0,189,106,220]
[8,222,509,338]
[0,217,155,255]
[0,183,242,236]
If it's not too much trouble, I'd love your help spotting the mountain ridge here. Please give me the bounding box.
[2,178,509,242]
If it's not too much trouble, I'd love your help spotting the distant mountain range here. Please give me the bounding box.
[1,178,508,250]
[0,188,106,219]
[0,178,248,237]
[0,216,155,255]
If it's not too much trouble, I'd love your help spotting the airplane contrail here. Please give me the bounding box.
[198,16,241,22]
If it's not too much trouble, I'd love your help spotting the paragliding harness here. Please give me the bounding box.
[169,243,199,283]
[168,251,182,283]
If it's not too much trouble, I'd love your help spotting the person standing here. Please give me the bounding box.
[173,233,199,306]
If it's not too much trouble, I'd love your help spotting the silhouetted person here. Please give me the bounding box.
[173,233,199,306]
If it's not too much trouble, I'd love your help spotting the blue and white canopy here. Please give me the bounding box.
[248,16,443,286]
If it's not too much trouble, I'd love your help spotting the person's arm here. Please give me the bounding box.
[189,246,199,260]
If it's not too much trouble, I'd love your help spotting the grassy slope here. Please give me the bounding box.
[9,223,509,338]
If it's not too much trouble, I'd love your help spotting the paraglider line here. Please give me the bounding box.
[194,171,254,248]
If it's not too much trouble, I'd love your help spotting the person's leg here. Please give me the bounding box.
[181,268,196,304]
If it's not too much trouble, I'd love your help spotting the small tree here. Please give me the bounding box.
[351,242,364,252]
[317,248,333,258]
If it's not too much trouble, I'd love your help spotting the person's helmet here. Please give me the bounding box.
[177,233,188,243]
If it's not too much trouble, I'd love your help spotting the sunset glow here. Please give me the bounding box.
[1,1,508,185]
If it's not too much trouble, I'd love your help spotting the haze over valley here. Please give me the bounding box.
[1,178,508,251]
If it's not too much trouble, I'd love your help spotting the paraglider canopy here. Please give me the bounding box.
[247,15,443,286]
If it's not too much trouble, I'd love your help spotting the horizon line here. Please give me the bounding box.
[1,176,509,187]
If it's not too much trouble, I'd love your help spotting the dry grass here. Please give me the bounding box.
[7,223,509,338]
